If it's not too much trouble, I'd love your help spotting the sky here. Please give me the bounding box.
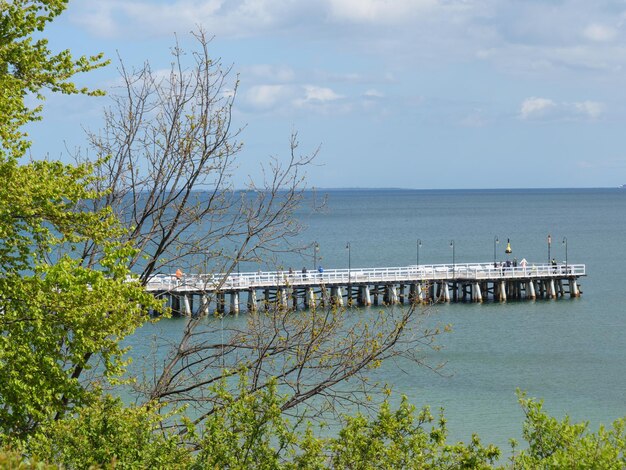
[28,0,626,189]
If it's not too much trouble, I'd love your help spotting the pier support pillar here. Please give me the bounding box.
[320,287,329,307]
[359,286,371,306]
[528,281,536,300]
[499,281,507,302]
[278,288,288,308]
[570,279,580,298]
[264,289,271,310]
[303,287,311,308]
[384,285,399,305]
[306,287,316,309]
[230,292,240,315]
[171,295,181,316]
[549,279,557,299]
[474,282,482,302]
[330,287,344,307]
[442,282,450,302]
[291,288,298,310]
[200,294,210,316]
[183,295,193,316]
[247,289,257,313]
[216,293,225,315]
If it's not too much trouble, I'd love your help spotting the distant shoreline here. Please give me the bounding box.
[308,186,620,191]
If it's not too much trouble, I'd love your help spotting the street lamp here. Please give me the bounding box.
[562,237,568,272]
[450,240,455,277]
[416,239,422,268]
[346,242,351,283]
[547,234,552,263]
[493,236,499,265]
[313,241,319,270]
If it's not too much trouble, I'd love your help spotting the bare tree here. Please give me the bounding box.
[79,30,312,282]
[77,29,444,432]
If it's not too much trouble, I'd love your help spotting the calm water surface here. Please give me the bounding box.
[128,188,626,451]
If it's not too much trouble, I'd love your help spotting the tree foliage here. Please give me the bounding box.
[0,0,106,159]
[509,392,626,469]
[0,0,153,442]
[27,396,190,469]
[0,157,156,440]
[10,387,625,469]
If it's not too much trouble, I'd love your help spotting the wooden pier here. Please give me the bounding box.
[145,262,586,316]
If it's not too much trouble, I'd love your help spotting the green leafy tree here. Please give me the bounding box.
[0,0,155,442]
[27,396,191,469]
[510,392,626,469]
[0,158,156,440]
[192,376,501,470]
[329,397,500,469]
[0,0,106,160]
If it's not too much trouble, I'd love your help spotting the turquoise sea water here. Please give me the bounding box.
[129,188,626,451]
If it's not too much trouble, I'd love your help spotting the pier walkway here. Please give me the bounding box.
[146,262,586,315]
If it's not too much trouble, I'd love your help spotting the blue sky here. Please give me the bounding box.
[29,0,626,188]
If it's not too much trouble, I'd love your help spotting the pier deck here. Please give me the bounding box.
[145,262,586,315]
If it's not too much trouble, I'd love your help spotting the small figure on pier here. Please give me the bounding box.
[551,258,557,273]
[175,268,183,280]
[318,265,324,277]
[302,266,308,279]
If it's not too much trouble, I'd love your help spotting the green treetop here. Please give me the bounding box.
[0,0,155,442]
[0,0,106,159]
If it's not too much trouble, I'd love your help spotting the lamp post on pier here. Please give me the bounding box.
[346,242,351,283]
[562,237,568,272]
[313,241,319,270]
[547,234,552,264]
[493,236,499,266]
[450,240,455,277]
[416,239,422,269]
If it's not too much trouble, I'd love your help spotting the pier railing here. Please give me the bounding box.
[145,262,586,293]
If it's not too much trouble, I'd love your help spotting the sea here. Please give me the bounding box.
[127,188,626,452]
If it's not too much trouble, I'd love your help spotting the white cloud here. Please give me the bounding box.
[300,85,343,103]
[520,97,605,121]
[68,0,626,81]
[520,97,556,120]
[244,84,295,109]
[583,23,617,42]
[573,100,604,119]
[363,89,384,98]
[242,83,345,113]
[326,0,438,24]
